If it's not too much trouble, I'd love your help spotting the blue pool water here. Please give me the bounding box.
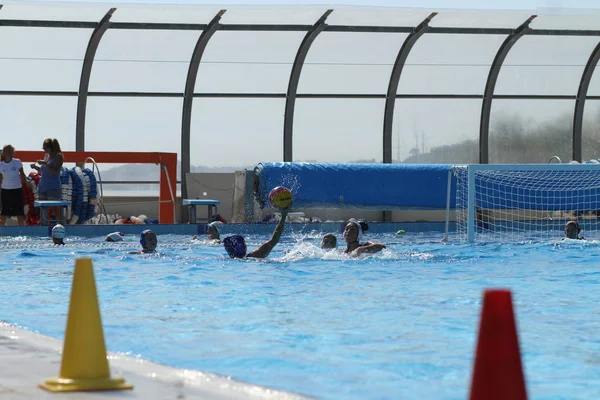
[1,232,600,399]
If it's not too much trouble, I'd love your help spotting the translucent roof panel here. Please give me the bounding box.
[190,99,284,167]
[219,6,328,24]
[0,27,91,91]
[85,97,182,155]
[530,13,600,30]
[392,99,480,164]
[90,30,199,92]
[495,36,599,96]
[582,101,600,161]
[399,34,506,95]
[293,99,384,163]
[488,100,574,163]
[110,5,223,23]
[196,31,304,94]
[0,3,108,21]
[299,32,408,95]
[0,96,76,151]
[325,7,433,26]
[429,10,534,28]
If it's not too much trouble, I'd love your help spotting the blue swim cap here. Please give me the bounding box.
[140,229,152,248]
[223,235,247,258]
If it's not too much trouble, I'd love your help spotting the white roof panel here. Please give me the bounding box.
[0,3,107,22]
[430,9,535,28]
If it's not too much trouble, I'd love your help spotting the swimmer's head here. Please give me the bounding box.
[343,219,364,244]
[564,220,581,239]
[106,232,124,242]
[51,224,66,245]
[207,221,223,241]
[140,229,157,251]
[223,235,246,258]
[321,233,337,249]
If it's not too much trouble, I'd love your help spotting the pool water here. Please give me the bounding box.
[1,232,600,400]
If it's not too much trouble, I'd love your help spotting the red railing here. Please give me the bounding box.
[15,151,178,224]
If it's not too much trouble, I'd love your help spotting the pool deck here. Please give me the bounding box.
[0,323,311,400]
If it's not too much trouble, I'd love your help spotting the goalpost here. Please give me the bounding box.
[446,164,600,242]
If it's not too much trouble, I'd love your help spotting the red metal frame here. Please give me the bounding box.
[15,151,177,224]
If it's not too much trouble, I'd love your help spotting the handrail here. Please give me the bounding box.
[84,157,108,224]
[548,156,562,163]
[97,180,182,184]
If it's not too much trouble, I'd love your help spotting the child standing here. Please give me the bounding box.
[0,145,27,226]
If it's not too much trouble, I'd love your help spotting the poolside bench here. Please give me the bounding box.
[34,200,71,225]
[183,199,220,224]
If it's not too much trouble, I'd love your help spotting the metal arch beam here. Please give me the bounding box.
[181,10,226,205]
[382,12,436,164]
[75,8,116,152]
[283,10,332,162]
[573,41,600,162]
[479,15,536,164]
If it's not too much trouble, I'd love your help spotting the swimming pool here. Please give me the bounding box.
[1,232,599,399]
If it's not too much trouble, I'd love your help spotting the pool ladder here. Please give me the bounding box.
[548,156,562,163]
[84,157,108,224]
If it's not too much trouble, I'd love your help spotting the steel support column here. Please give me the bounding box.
[382,12,436,164]
[75,8,116,152]
[282,10,332,162]
[181,10,226,208]
[573,41,600,162]
[479,15,536,164]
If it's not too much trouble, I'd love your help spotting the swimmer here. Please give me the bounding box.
[564,220,585,240]
[128,229,157,254]
[343,218,385,256]
[321,233,337,249]
[192,221,223,243]
[105,232,124,242]
[223,207,290,259]
[51,224,66,245]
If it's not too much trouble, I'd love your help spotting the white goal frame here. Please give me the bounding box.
[446,163,600,242]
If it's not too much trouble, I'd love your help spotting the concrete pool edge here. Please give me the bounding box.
[0,221,454,238]
[0,322,312,400]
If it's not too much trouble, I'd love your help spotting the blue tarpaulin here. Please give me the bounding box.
[253,162,455,210]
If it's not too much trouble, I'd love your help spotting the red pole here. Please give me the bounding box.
[159,152,177,224]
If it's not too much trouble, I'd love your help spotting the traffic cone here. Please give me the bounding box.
[469,289,527,400]
[39,257,133,392]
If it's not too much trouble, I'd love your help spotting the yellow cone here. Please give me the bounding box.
[39,257,133,392]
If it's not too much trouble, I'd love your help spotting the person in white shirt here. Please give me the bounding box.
[0,145,27,226]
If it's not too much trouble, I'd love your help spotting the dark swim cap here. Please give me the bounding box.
[223,235,247,258]
[140,229,152,248]
[566,220,581,232]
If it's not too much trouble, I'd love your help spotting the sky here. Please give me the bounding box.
[3,0,600,172]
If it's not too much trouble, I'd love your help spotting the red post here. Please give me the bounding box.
[159,152,177,224]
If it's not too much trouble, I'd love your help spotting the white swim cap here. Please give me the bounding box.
[208,220,223,234]
[52,224,66,239]
[106,232,124,242]
[347,219,364,242]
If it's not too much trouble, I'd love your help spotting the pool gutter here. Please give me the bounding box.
[0,322,312,400]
